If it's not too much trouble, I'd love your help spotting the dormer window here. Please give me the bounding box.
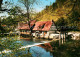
[42,24,45,28]
[39,24,45,29]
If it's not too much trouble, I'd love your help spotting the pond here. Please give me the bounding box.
[14,46,53,57]
[18,39,51,46]
[0,36,53,57]
[0,36,80,57]
[16,39,53,57]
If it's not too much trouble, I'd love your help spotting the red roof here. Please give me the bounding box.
[42,21,52,31]
[33,21,47,31]
[30,20,36,27]
[33,21,53,31]
[18,24,30,30]
[1,25,7,27]
[18,20,36,30]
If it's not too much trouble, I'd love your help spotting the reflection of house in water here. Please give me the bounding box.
[18,20,36,35]
[33,20,57,39]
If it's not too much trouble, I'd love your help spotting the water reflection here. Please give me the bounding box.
[16,39,50,46]
[59,38,66,46]
[30,46,53,57]
[14,46,53,57]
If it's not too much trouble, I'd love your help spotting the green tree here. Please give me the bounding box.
[56,17,67,26]
[67,11,80,26]
[8,6,22,16]
[0,0,3,10]
[18,0,40,35]
[18,0,39,20]
[0,36,32,57]
[67,11,80,30]
[0,18,6,33]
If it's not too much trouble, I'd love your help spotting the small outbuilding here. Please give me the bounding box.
[18,20,36,35]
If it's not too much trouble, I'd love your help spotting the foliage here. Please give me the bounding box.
[18,0,40,20]
[0,36,32,57]
[1,14,28,33]
[8,6,22,15]
[0,18,6,33]
[0,36,21,56]
[1,16,17,32]
[50,40,80,57]
[18,0,39,8]
[55,11,80,31]
[67,11,80,26]
[56,0,67,7]
[35,0,80,31]
[35,0,80,22]
[0,0,3,10]
[67,11,80,30]
[55,17,67,26]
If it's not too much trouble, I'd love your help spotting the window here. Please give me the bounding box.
[39,24,45,29]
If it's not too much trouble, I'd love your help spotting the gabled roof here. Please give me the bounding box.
[30,20,36,27]
[18,24,29,30]
[42,21,52,31]
[18,20,36,30]
[33,21,47,31]
[33,21,53,31]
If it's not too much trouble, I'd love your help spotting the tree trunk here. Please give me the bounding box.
[26,0,30,27]
[26,0,32,38]
[0,0,3,10]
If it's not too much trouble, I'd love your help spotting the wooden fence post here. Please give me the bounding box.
[59,31,61,46]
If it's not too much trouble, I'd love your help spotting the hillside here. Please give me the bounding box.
[35,0,80,22]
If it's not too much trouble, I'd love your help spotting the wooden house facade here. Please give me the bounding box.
[18,20,36,35]
[33,20,57,39]
[18,20,58,39]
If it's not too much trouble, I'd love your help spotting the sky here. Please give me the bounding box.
[34,0,56,12]
[0,0,56,17]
